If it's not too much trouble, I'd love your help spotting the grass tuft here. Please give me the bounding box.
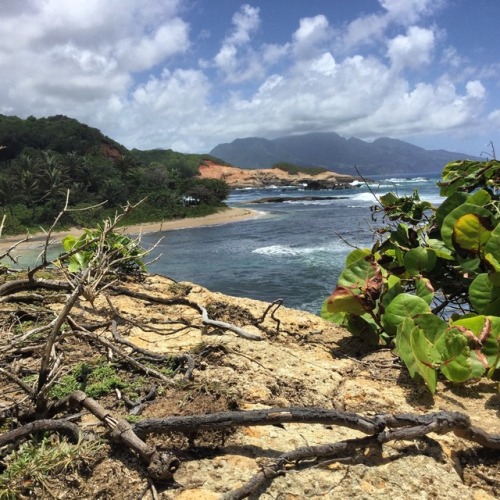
[0,435,103,499]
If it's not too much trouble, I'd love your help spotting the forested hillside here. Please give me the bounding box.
[0,115,230,234]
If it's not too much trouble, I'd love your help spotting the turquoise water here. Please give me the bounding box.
[144,176,442,314]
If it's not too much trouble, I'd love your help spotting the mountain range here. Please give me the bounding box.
[210,132,480,176]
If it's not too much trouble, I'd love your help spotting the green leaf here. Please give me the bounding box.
[346,313,380,345]
[414,277,435,304]
[381,275,404,306]
[404,247,437,275]
[338,257,376,289]
[466,189,492,207]
[433,329,471,382]
[435,191,468,227]
[325,286,366,315]
[427,239,454,260]
[469,274,500,315]
[345,248,371,267]
[62,235,78,252]
[452,213,492,255]
[382,294,431,337]
[413,313,447,343]
[441,203,494,250]
[395,318,437,392]
[320,299,347,324]
[484,225,500,265]
[453,315,500,370]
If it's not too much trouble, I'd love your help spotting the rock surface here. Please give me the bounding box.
[2,274,498,499]
[198,161,358,189]
[87,276,500,498]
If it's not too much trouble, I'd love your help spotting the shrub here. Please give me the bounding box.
[321,159,500,392]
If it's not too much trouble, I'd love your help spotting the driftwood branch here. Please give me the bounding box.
[133,407,380,436]
[132,407,500,450]
[129,407,500,498]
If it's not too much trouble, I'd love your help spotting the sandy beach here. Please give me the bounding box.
[0,207,263,253]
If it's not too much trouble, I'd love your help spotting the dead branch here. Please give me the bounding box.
[223,435,378,500]
[0,277,71,297]
[121,385,157,413]
[68,390,180,481]
[110,316,196,380]
[106,295,192,336]
[132,407,500,447]
[129,407,498,497]
[35,276,86,403]
[110,286,263,340]
[0,419,81,447]
[176,353,195,381]
[0,367,35,397]
[255,298,283,335]
[133,407,381,436]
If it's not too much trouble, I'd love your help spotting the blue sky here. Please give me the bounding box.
[1,0,499,158]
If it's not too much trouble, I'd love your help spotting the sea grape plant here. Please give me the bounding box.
[321,159,500,392]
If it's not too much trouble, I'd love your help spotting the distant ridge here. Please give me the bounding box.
[210,132,480,175]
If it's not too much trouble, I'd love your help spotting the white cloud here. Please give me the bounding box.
[342,0,442,49]
[115,20,190,72]
[466,80,485,99]
[292,15,331,59]
[0,0,497,155]
[0,0,188,113]
[387,26,435,70]
[212,4,262,82]
[226,4,260,45]
[380,0,441,23]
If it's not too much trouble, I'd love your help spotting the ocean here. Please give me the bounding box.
[144,175,442,315]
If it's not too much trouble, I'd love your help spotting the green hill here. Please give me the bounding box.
[0,115,230,235]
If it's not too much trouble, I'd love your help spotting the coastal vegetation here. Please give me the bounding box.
[322,158,500,392]
[0,114,230,235]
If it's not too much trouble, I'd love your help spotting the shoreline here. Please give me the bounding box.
[0,207,264,253]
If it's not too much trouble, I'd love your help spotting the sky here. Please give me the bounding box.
[1,0,499,157]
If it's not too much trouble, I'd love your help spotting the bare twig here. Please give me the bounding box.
[0,367,35,397]
[256,299,283,335]
[36,275,87,402]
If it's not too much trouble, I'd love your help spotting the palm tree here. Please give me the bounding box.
[17,169,39,214]
[36,151,69,202]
